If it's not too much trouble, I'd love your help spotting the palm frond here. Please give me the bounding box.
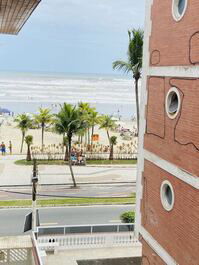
[128,29,144,69]
[113,29,143,78]
[112,60,132,74]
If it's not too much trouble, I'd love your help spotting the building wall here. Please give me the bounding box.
[142,161,199,265]
[145,76,199,177]
[141,240,166,265]
[150,0,199,66]
[136,0,199,264]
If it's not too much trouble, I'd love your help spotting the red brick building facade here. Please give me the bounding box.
[136,1,199,264]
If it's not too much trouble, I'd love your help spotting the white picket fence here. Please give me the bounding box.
[37,232,138,251]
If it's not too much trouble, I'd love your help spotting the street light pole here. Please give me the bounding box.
[32,159,38,231]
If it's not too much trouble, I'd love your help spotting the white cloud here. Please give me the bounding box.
[34,0,144,32]
[0,0,145,74]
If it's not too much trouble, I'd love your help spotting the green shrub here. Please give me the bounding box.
[120,211,135,223]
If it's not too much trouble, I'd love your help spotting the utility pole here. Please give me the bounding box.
[32,159,38,231]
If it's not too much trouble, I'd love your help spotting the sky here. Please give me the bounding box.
[0,0,145,75]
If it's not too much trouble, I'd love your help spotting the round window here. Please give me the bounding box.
[172,0,188,21]
[160,181,175,211]
[165,87,181,119]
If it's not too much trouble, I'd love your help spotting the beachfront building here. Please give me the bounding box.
[0,0,41,35]
[136,0,199,264]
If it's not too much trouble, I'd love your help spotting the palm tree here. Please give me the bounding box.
[54,103,87,187]
[76,127,87,147]
[34,108,53,150]
[113,29,144,132]
[88,110,101,152]
[99,115,116,145]
[78,102,94,146]
[54,118,69,161]
[25,135,33,161]
[15,114,32,153]
[109,136,117,160]
[78,102,91,114]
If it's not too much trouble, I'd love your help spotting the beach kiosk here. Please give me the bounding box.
[91,134,99,142]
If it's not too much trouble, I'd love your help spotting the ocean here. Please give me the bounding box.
[0,72,138,119]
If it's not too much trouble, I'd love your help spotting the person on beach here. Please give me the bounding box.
[77,150,82,164]
[8,141,12,155]
[1,142,6,155]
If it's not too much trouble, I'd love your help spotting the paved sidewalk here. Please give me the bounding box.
[0,155,137,186]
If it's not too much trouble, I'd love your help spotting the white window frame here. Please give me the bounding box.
[172,0,188,21]
[165,87,181,119]
[160,180,175,211]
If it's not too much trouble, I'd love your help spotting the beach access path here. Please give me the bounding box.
[0,155,136,187]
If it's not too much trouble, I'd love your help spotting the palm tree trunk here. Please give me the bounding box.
[41,124,44,151]
[62,134,65,153]
[135,79,140,133]
[64,144,69,161]
[20,132,25,153]
[84,132,87,145]
[107,130,110,145]
[109,145,113,160]
[88,128,90,145]
[68,137,77,188]
[26,145,31,161]
[91,125,94,153]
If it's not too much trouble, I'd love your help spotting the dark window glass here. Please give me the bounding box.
[65,226,91,234]
[92,225,117,233]
[169,92,178,114]
[165,185,172,205]
[119,224,134,232]
[38,227,64,235]
[178,0,186,15]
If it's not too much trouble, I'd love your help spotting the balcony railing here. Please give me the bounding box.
[36,223,140,251]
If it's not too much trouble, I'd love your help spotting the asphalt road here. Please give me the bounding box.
[0,205,134,236]
[0,182,135,200]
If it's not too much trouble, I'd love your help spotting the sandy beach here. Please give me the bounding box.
[0,116,137,155]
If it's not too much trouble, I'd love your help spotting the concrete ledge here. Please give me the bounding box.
[45,246,142,265]
[77,257,141,265]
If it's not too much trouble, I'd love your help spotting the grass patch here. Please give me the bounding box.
[15,159,65,166]
[15,159,137,166]
[0,196,135,208]
[0,200,32,207]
